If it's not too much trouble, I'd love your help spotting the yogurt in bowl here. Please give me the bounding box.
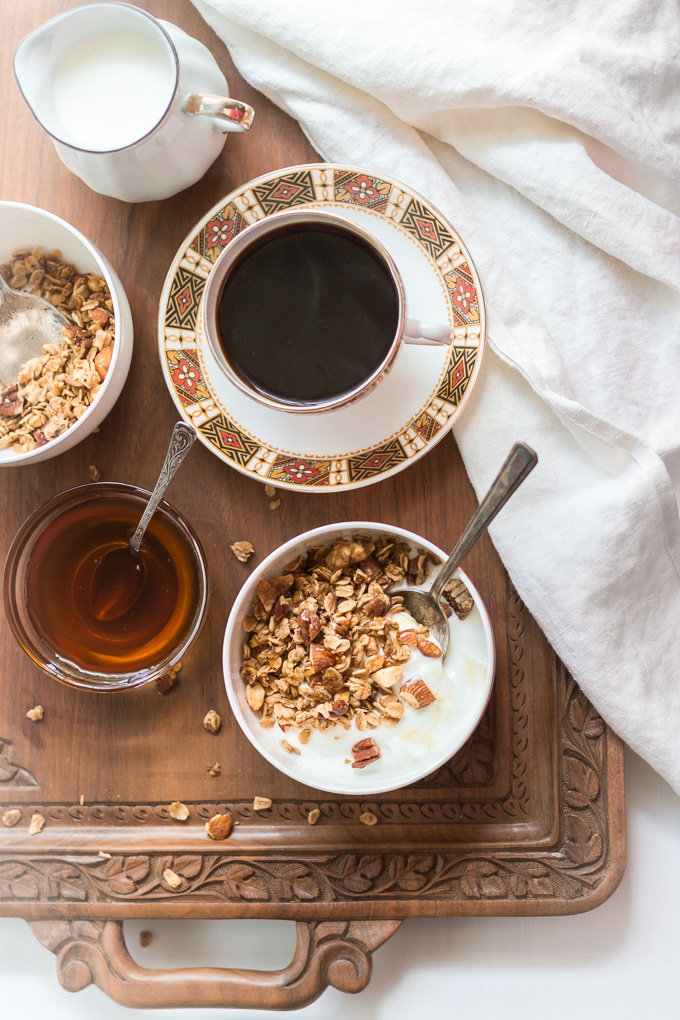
[223,522,495,796]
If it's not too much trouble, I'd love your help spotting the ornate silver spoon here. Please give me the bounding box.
[391,442,538,658]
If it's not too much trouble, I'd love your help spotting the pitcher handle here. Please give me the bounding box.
[185,93,255,132]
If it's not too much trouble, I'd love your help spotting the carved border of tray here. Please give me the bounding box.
[0,654,624,918]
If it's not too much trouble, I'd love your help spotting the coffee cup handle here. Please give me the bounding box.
[184,93,255,132]
[403,318,452,346]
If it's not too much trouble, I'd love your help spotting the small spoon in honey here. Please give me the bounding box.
[89,422,197,621]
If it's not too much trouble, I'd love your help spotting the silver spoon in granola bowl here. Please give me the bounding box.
[0,272,68,388]
[391,443,537,659]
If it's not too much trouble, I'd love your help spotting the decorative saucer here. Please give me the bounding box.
[158,164,485,492]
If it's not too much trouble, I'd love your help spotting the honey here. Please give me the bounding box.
[8,485,206,683]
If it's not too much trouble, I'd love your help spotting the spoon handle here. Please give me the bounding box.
[129,423,197,554]
[430,442,538,602]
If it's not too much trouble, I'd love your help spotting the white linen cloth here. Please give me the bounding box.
[192,0,680,792]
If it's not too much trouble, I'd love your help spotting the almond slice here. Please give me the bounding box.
[168,801,190,821]
[253,796,272,811]
[400,675,436,709]
[205,813,233,840]
[416,637,442,658]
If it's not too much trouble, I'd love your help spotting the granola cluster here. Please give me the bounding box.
[240,533,474,742]
[0,247,115,453]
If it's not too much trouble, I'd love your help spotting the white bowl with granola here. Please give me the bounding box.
[223,523,495,795]
[0,202,133,464]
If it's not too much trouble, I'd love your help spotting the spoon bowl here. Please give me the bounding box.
[88,544,145,622]
[0,272,68,387]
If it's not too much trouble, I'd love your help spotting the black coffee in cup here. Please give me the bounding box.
[215,222,400,406]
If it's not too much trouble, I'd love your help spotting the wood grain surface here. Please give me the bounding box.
[0,1,625,1010]
[0,0,502,808]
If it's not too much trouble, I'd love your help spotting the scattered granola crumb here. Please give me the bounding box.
[163,868,182,889]
[26,705,43,722]
[139,931,153,948]
[92,426,100,434]
[252,796,272,811]
[79,794,85,806]
[97,851,112,859]
[203,709,221,733]
[264,484,276,498]
[207,762,221,776]
[1,809,21,827]
[155,671,177,695]
[89,464,100,482]
[307,808,320,825]
[28,812,45,835]
[205,813,233,840]
[168,801,190,821]
[279,739,294,754]
[359,811,378,826]
[268,498,281,511]
[174,660,183,673]
[230,540,255,563]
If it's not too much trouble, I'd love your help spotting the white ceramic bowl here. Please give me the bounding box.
[0,201,133,465]
[224,522,495,795]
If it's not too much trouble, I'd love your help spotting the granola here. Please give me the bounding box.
[239,533,473,741]
[0,247,115,453]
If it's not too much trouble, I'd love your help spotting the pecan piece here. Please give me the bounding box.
[364,593,391,618]
[328,700,348,718]
[257,573,294,612]
[357,555,382,580]
[397,629,417,646]
[442,577,475,620]
[273,596,289,620]
[0,385,22,417]
[299,607,321,644]
[400,675,436,709]
[351,737,381,769]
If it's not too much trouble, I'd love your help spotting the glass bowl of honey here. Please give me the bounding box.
[3,482,209,692]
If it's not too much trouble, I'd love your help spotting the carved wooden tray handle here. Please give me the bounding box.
[27,917,402,1009]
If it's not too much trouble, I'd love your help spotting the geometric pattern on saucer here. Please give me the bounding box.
[159,164,486,491]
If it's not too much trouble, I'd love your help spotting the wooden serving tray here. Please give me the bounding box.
[0,1,625,1010]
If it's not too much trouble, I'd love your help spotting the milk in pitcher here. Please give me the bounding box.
[50,26,175,151]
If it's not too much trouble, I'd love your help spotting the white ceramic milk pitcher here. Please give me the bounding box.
[13,2,254,203]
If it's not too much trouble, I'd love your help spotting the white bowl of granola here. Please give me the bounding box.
[223,522,495,796]
[0,202,133,464]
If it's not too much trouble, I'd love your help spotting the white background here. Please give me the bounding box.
[1,745,678,1020]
